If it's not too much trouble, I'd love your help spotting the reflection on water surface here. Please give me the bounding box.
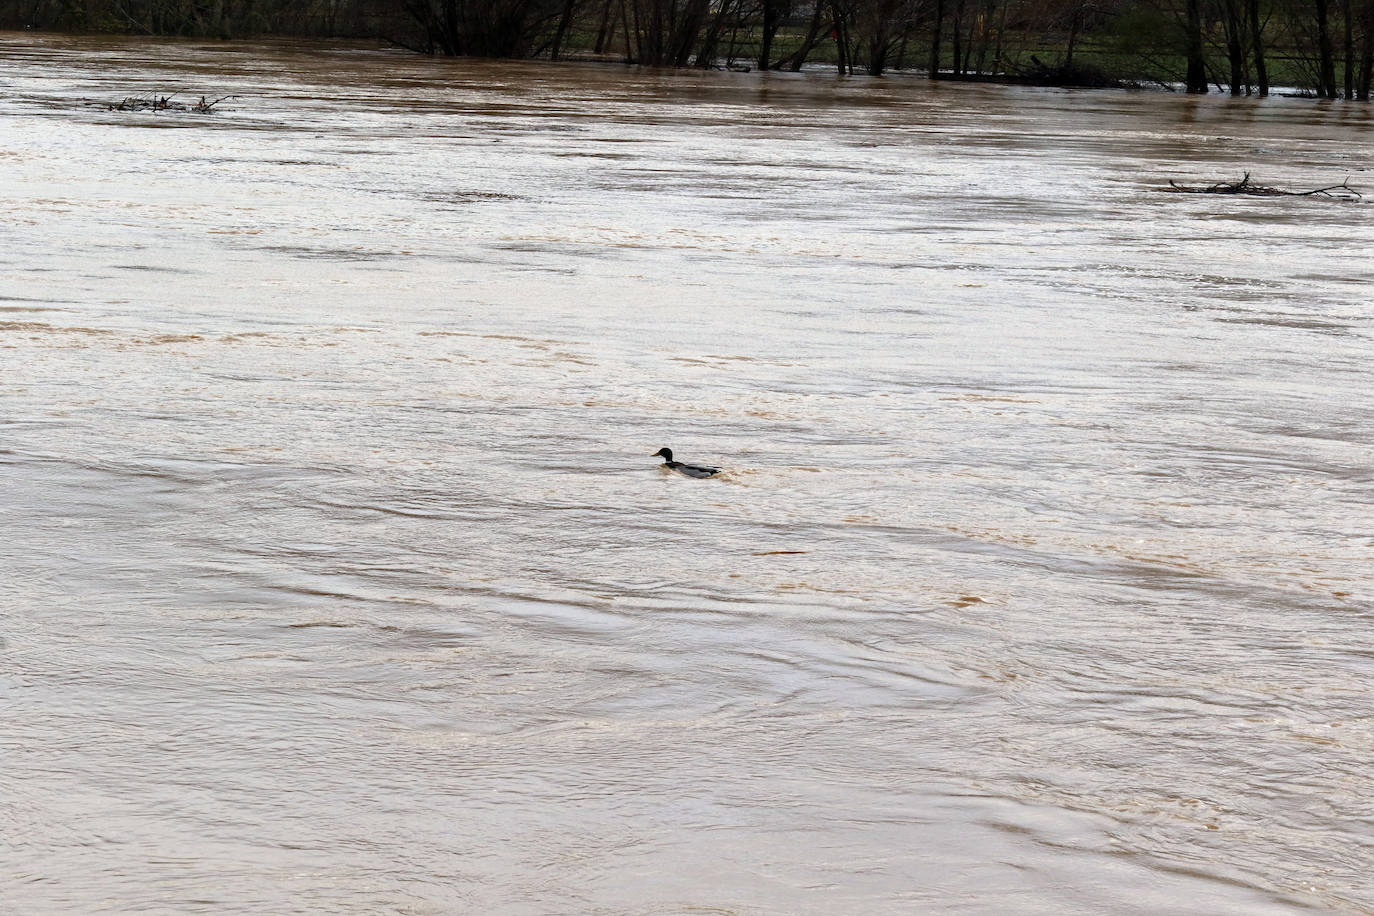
[2,33,1372,915]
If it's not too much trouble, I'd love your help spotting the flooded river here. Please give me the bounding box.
[2,33,1372,914]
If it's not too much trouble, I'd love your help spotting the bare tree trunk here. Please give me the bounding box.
[831,1,849,74]
[1185,0,1208,92]
[975,0,994,73]
[622,0,637,61]
[1065,4,1080,68]
[1248,0,1269,95]
[784,0,828,70]
[1315,0,1338,96]
[1223,0,1246,93]
[593,0,616,52]
[725,9,746,65]
[668,0,710,65]
[549,0,578,59]
[992,0,1008,74]
[695,0,733,67]
[950,0,963,75]
[640,0,661,64]
[868,31,889,74]
[441,0,460,54]
[865,0,897,74]
[1344,0,1355,96]
[962,0,977,73]
[758,0,779,69]
[1360,0,1374,98]
[928,0,943,77]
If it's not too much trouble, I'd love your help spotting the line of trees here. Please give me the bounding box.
[5,0,1374,96]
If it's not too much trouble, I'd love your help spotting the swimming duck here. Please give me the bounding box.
[652,447,721,478]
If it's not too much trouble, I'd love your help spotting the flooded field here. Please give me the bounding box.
[2,33,1372,914]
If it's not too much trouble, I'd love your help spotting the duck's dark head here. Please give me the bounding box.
[652,447,673,460]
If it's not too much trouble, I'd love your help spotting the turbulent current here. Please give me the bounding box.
[2,33,1372,914]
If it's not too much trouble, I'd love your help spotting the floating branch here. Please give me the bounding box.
[189,94,236,113]
[109,94,182,111]
[107,93,236,113]
[1166,172,1361,200]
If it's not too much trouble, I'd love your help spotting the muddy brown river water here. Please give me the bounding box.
[2,33,1373,914]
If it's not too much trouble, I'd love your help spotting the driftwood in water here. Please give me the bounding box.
[1166,172,1361,199]
[108,94,234,113]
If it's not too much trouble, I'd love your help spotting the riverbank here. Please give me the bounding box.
[4,0,1365,101]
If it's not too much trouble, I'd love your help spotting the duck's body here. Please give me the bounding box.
[653,447,721,478]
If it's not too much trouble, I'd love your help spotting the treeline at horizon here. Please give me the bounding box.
[5,0,1374,98]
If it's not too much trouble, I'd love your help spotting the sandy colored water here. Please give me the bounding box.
[2,33,1373,914]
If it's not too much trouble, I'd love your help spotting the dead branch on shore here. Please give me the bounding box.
[1166,172,1362,200]
[107,93,235,113]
